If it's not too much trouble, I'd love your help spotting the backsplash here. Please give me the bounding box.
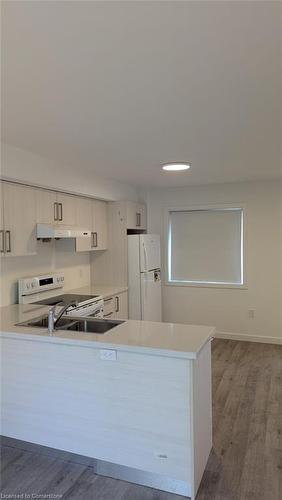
[0,239,91,307]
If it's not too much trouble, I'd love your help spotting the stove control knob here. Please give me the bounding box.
[26,283,30,289]
[31,282,35,288]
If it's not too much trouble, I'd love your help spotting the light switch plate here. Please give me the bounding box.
[100,349,117,361]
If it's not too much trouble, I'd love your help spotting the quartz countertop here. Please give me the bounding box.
[66,284,128,299]
[0,304,214,360]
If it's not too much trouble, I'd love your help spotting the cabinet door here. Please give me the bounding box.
[57,193,77,225]
[126,202,147,230]
[75,197,92,252]
[126,201,138,229]
[137,203,147,230]
[3,182,37,256]
[103,296,115,319]
[92,200,108,250]
[0,182,5,255]
[36,189,57,223]
[115,292,128,319]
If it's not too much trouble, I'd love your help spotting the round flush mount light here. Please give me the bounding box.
[162,163,191,172]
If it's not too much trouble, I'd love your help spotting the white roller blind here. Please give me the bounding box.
[168,209,243,284]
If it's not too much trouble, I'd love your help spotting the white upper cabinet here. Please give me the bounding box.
[75,198,108,252]
[92,200,108,251]
[75,197,93,252]
[1,182,37,257]
[0,182,4,256]
[36,189,57,224]
[1,181,109,255]
[56,192,77,225]
[36,188,108,252]
[36,189,77,226]
[126,202,147,230]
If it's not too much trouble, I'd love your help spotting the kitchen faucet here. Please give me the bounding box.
[48,301,77,334]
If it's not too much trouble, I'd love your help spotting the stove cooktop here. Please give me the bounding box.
[35,294,100,306]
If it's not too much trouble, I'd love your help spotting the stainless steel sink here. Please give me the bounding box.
[60,318,124,334]
[17,315,124,334]
[17,315,77,329]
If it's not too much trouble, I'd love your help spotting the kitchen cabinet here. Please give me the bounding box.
[1,180,108,256]
[76,198,108,252]
[92,200,108,250]
[75,197,93,252]
[103,291,128,320]
[36,189,77,226]
[56,192,77,225]
[126,201,146,230]
[1,181,37,257]
[0,182,4,255]
[115,291,128,319]
[36,189,57,224]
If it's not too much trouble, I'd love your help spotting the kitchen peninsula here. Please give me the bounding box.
[0,303,214,499]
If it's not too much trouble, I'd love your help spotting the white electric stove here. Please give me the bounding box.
[18,273,104,318]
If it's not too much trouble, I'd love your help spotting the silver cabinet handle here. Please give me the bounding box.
[58,203,63,221]
[54,202,58,221]
[5,230,11,253]
[0,230,4,253]
[93,232,98,248]
[115,296,120,313]
[136,212,141,227]
[104,312,114,318]
[104,297,113,303]
[91,232,97,248]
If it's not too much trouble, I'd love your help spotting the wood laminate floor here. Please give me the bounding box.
[1,339,282,500]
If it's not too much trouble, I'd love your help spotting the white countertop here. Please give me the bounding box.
[67,284,128,299]
[0,304,214,359]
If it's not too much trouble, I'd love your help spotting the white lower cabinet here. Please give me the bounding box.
[115,291,128,319]
[103,292,128,320]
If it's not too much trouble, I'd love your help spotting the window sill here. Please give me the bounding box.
[166,281,248,290]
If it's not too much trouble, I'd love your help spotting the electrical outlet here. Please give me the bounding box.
[248,309,255,319]
[100,349,117,361]
[154,452,168,460]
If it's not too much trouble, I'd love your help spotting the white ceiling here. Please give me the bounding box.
[2,1,282,188]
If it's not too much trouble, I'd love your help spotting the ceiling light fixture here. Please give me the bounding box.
[162,163,191,172]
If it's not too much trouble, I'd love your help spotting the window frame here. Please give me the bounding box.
[164,203,247,289]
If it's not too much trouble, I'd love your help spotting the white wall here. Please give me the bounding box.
[1,240,91,307]
[145,180,282,342]
[1,143,139,201]
[0,143,139,306]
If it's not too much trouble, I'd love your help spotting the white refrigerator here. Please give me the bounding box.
[128,234,162,321]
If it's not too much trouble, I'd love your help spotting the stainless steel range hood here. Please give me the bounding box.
[37,223,91,239]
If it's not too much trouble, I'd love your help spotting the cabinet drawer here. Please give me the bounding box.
[103,297,115,316]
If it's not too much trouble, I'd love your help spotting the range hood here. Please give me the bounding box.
[37,223,91,239]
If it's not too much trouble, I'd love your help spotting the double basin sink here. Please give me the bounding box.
[17,315,124,334]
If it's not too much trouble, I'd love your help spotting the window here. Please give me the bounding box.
[167,207,244,287]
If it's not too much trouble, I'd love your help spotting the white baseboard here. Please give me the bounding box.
[215,331,282,345]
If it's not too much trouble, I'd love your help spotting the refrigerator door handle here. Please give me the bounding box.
[143,243,148,272]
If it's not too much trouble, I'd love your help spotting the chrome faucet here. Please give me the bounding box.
[48,301,77,334]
